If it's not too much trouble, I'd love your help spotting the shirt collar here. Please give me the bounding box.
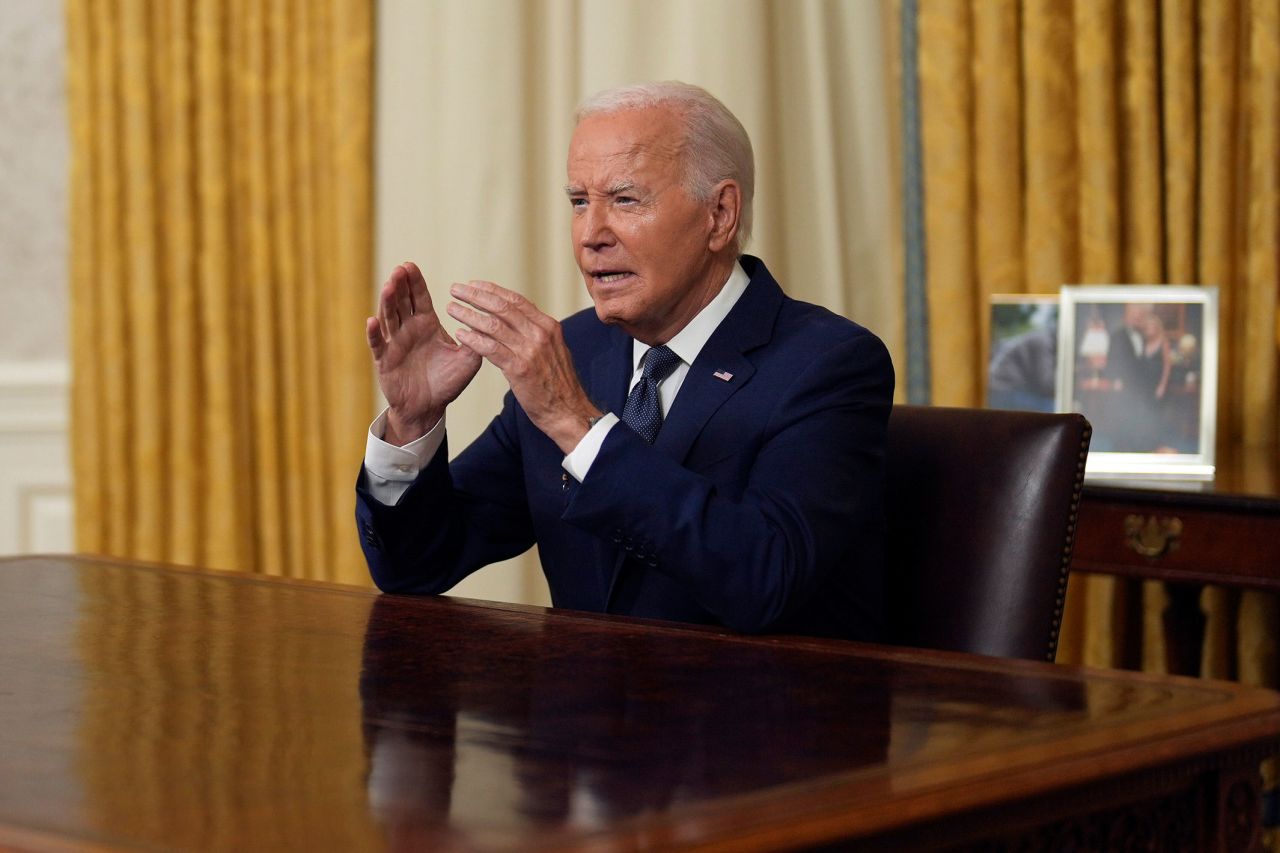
[631,261,751,372]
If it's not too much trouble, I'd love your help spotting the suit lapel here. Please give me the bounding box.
[653,257,784,462]
[653,348,753,461]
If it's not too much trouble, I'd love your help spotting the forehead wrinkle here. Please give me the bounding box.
[580,143,684,195]
[619,134,685,172]
[568,109,690,191]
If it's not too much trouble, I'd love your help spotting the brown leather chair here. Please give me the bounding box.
[884,405,1091,661]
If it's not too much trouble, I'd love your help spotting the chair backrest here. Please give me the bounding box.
[884,405,1091,661]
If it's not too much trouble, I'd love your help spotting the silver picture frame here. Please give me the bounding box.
[1056,285,1219,480]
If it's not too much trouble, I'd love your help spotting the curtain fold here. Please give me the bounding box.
[66,0,373,583]
[914,0,1279,686]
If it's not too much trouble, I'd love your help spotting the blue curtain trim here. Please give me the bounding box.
[900,0,931,405]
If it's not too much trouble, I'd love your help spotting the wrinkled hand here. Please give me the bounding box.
[366,262,482,445]
[446,280,600,454]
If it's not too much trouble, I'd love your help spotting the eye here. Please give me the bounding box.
[616,195,636,205]
[569,197,587,210]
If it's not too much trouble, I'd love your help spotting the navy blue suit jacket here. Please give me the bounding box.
[356,256,894,640]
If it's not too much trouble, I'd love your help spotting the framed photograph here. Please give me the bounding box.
[1056,285,1219,480]
[987,295,1059,413]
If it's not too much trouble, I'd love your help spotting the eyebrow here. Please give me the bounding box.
[562,181,638,197]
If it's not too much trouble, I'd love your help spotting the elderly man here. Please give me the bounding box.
[356,82,893,639]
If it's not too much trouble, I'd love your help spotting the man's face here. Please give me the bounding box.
[566,106,723,345]
[1124,303,1152,329]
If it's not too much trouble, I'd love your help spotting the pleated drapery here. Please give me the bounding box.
[913,0,1278,688]
[65,0,373,583]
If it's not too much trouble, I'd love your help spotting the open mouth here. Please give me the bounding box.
[592,271,633,283]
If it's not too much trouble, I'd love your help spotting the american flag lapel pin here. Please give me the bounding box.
[712,370,734,382]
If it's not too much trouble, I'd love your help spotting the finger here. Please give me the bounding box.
[403,261,433,316]
[394,265,416,322]
[450,280,538,331]
[454,326,512,370]
[365,316,386,358]
[463,279,529,310]
[444,299,560,366]
[445,300,505,343]
[463,280,561,338]
[379,272,403,334]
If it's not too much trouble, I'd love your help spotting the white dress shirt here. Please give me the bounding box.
[364,262,751,505]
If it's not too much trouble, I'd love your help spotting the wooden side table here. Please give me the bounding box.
[1072,445,1280,676]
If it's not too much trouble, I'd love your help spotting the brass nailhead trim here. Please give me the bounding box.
[1048,422,1092,662]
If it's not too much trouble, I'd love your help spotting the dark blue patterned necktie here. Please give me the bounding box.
[621,345,682,444]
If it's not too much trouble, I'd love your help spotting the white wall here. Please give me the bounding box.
[0,0,69,363]
[0,1,73,555]
[0,364,73,553]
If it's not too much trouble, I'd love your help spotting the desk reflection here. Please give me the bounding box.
[359,596,891,846]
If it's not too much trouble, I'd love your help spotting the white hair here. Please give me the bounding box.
[575,81,755,250]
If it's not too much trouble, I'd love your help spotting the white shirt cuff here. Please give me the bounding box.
[363,409,446,504]
[561,413,619,482]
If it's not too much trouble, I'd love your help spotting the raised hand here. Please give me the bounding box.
[446,280,601,454]
[366,262,482,445]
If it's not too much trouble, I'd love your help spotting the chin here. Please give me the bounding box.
[590,300,643,339]
[591,301,627,330]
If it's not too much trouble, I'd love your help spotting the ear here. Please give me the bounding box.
[706,180,741,253]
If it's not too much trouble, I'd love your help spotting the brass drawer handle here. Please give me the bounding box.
[1124,514,1183,558]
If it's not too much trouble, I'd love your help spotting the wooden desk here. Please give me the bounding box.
[1073,446,1280,674]
[2,555,1278,852]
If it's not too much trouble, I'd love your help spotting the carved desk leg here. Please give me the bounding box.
[1212,762,1267,852]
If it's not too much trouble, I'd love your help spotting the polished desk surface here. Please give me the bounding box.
[2,555,1278,852]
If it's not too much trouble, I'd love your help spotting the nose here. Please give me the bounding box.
[577,203,616,252]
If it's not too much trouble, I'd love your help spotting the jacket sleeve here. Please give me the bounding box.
[354,390,536,594]
[558,331,893,633]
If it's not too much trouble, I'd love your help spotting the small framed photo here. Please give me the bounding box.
[987,295,1059,413]
[1056,285,1219,480]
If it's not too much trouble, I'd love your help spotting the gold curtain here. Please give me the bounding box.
[65,0,373,584]
[915,0,1279,683]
